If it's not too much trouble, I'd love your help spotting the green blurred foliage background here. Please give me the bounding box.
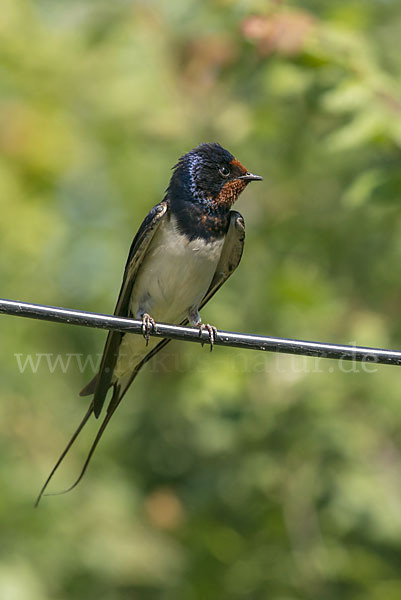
[1,0,401,598]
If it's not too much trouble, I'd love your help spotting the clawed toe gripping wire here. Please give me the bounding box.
[198,323,218,351]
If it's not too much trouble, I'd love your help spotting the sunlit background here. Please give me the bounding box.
[1,1,401,598]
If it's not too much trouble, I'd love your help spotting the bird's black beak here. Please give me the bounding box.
[239,172,263,182]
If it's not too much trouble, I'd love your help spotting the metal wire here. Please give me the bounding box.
[1,297,401,366]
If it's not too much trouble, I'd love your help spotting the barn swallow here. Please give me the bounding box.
[36,143,262,505]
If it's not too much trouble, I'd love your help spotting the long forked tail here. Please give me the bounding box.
[34,385,125,507]
[35,401,94,507]
[36,387,124,507]
[35,339,172,507]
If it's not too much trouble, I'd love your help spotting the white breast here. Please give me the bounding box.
[114,214,225,378]
[131,214,224,323]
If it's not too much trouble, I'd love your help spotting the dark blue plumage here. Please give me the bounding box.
[167,143,261,240]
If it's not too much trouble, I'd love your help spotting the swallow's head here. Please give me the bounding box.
[169,143,262,210]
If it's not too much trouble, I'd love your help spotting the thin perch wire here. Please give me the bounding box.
[1,298,401,366]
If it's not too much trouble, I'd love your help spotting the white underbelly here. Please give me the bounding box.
[114,215,224,378]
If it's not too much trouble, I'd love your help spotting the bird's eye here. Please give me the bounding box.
[219,166,230,178]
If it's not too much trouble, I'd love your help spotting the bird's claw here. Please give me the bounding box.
[198,323,218,351]
[141,313,156,345]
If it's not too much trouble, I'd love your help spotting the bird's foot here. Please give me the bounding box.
[141,313,157,345]
[197,323,218,352]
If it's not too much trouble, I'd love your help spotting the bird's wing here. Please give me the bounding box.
[88,208,245,403]
[88,200,169,418]
[81,209,245,429]
[101,210,245,397]
[199,210,245,310]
